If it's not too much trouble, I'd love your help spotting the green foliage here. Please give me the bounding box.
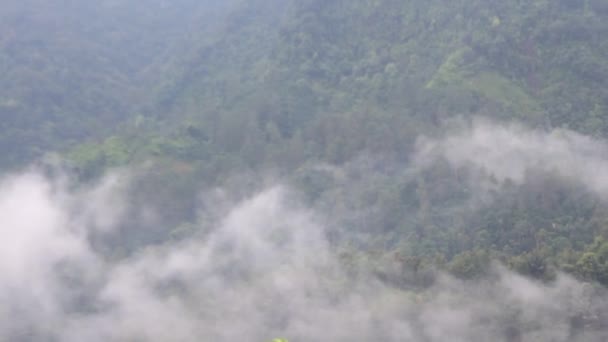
[426,48,476,89]
[448,250,491,279]
[573,238,608,285]
[4,0,608,285]
[68,136,131,178]
[469,72,541,116]
[509,249,555,281]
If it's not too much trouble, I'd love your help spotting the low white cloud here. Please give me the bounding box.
[0,167,606,341]
[414,118,608,199]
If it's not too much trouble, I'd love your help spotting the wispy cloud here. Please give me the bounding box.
[0,167,606,341]
[414,118,608,199]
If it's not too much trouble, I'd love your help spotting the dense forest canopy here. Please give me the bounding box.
[2,0,608,340]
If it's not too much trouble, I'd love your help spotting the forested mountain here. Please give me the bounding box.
[3,1,608,340]
[4,0,607,165]
[5,0,608,279]
[0,0,237,167]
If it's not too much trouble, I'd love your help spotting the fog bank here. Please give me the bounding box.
[415,118,608,199]
[0,167,606,341]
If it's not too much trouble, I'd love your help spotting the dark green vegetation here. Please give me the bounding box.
[4,0,608,285]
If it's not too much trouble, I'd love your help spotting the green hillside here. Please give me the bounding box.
[3,0,608,285]
[0,0,237,167]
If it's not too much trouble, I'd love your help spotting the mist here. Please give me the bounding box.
[0,163,606,342]
[2,0,608,340]
[414,118,608,200]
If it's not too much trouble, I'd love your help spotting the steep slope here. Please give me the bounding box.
[148,0,608,169]
[4,0,608,284]
[135,0,608,284]
[0,0,235,168]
